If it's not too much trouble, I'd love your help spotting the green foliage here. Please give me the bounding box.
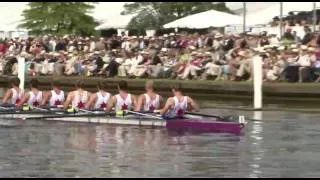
[122,2,234,30]
[18,2,97,36]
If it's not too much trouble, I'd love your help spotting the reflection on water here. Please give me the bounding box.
[1,102,320,177]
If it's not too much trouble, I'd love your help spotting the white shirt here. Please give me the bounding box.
[49,90,65,106]
[28,91,43,107]
[143,94,160,112]
[71,91,89,108]
[115,94,133,112]
[166,96,188,118]
[11,88,24,105]
[94,91,111,109]
[298,54,311,67]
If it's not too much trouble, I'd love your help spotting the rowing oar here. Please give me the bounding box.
[124,110,163,120]
[22,112,116,120]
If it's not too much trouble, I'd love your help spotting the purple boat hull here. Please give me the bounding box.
[166,118,244,135]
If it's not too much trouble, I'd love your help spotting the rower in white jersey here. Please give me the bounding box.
[135,80,164,112]
[2,77,24,106]
[85,81,111,110]
[17,78,44,108]
[107,80,137,113]
[160,83,199,119]
[40,79,65,107]
[63,79,90,110]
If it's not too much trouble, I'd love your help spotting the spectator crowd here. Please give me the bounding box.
[1,25,320,83]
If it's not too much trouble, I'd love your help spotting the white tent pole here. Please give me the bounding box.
[17,57,25,90]
[313,2,317,32]
[243,2,247,33]
[280,2,283,38]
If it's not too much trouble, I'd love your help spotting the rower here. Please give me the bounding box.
[40,79,65,107]
[85,81,111,110]
[160,83,199,119]
[135,80,163,112]
[63,79,90,110]
[17,78,44,108]
[107,80,137,114]
[2,77,24,106]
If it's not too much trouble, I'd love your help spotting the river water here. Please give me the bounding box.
[1,88,320,177]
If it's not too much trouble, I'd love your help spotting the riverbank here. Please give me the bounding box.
[1,75,320,103]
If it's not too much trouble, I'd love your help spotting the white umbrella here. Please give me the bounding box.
[163,10,243,29]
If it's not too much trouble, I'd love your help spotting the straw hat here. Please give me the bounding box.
[301,45,308,50]
[139,36,143,39]
[238,51,246,57]
[291,49,299,53]
[189,46,196,50]
[205,52,211,56]
[277,46,285,51]
[94,51,100,55]
[191,51,197,55]
[163,34,168,38]
[112,49,117,52]
[307,47,315,52]
[196,53,203,57]
[169,33,175,36]
[290,44,298,49]
[214,33,223,38]
[161,48,167,52]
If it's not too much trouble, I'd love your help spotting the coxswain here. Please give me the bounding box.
[63,79,90,110]
[2,77,24,106]
[135,80,163,112]
[107,80,137,114]
[40,79,65,107]
[85,80,111,110]
[17,78,44,108]
[160,83,199,119]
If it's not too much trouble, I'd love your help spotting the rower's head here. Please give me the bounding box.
[118,80,128,92]
[97,81,108,91]
[30,78,39,89]
[51,79,61,89]
[10,77,20,88]
[75,79,85,89]
[171,83,182,95]
[145,80,155,92]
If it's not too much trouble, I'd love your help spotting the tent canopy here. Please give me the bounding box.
[95,14,136,30]
[163,10,242,29]
[245,2,316,26]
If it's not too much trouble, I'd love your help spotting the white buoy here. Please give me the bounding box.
[17,57,25,90]
[252,55,263,110]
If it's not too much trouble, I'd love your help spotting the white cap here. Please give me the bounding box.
[94,51,100,54]
[169,33,175,36]
[292,49,299,53]
[163,34,168,38]
[112,49,117,52]
[189,46,196,50]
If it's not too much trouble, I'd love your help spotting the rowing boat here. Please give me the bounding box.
[0,110,247,135]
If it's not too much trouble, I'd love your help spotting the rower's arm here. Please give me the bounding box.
[159,95,165,109]
[106,96,116,112]
[132,95,138,108]
[2,89,13,104]
[134,94,145,112]
[187,96,199,112]
[63,92,74,110]
[17,93,30,108]
[40,91,52,107]
[85,93,97,110]
[160,98,174,115]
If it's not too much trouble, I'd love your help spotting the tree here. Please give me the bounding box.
[18,2,97,36]
[122,2,234,30]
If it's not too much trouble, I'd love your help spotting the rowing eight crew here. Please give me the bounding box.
[2,77,199,118]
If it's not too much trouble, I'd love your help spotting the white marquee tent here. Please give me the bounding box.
[94,13,137,30]
[163,10,243,29]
